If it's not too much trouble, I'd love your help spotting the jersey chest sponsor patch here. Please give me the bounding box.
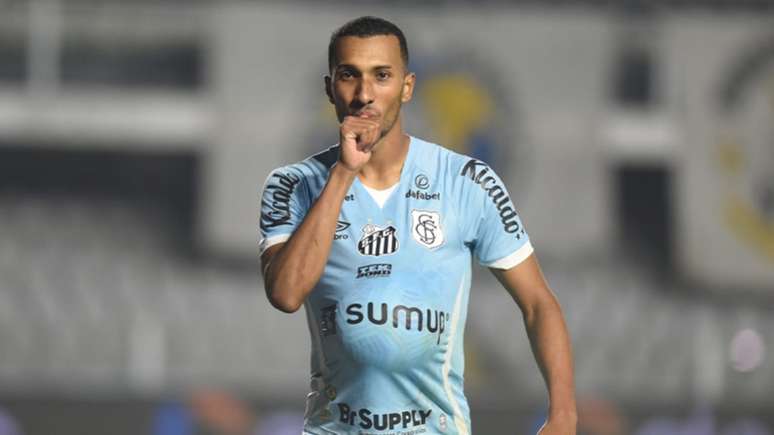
[357,224,399,256]
[411,210,444,250]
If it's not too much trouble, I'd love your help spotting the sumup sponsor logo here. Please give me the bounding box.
[338,403,432,431]
[460,159,524,238]
[345,302,449,345]
[261,171,301,229]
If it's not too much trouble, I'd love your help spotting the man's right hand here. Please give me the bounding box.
[339,116,381,172]
[263,117,373,312]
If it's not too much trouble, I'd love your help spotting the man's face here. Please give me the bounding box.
[326,35,415,139]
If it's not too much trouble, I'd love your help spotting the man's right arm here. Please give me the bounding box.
[260,116,380,313]
[261,163,356,313]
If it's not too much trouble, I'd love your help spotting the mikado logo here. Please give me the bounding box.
[460,159,525,239]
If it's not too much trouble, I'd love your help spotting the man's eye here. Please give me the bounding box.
[338,71,354,80]
[376,71,391,80]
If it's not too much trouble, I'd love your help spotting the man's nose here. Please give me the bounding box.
[354,79,375,105]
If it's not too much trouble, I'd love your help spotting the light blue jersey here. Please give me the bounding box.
[260,136,533,435]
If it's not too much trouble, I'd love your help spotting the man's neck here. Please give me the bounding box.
[358,125,410,190]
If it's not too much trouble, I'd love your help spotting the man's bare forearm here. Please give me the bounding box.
[523,297,577,421]
[264,163,357,312]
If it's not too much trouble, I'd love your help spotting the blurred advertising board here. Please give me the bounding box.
[665,15,774,290]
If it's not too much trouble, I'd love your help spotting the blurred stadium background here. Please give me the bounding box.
[0,0,773,434]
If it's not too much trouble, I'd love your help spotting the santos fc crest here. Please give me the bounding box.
[411,210,444,250]
[358,224,399,256]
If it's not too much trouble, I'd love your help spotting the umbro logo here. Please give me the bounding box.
[335,220,350,240]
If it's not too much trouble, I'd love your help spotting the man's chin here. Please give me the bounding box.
[365,132,387,151]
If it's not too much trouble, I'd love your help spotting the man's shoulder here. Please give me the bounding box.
[410,136,490,181]
[265,145,340,184]
[309,145,340,170]
[410,136,475,172]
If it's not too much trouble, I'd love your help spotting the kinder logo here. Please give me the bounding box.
[357,224,399,256]
[338,403,432,431]
[345,302,449,345]
[356,263,392,279]
[261,171,301,229]
[461,159,525,239]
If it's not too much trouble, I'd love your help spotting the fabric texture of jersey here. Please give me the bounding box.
[259,136,533,435]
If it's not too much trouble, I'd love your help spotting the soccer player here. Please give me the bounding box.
[259,16,576,435]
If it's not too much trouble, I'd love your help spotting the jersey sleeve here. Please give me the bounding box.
[460,159,533,269]
[259,166,309,255]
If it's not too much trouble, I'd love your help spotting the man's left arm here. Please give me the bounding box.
[490,254,577,434]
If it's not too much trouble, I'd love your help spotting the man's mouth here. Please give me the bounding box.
[354,110,379,119]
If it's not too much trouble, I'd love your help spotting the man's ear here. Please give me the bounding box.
[401,72,416,103]
[324,75,335,104]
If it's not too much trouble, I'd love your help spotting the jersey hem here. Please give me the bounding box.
[259,233,291,255]
[482,240,534,269]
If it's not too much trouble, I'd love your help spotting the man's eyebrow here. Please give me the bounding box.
[335,64,394,71]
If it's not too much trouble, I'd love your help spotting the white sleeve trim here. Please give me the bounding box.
[483,240,534,270]
[259,233,291,255]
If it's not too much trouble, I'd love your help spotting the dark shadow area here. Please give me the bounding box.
[615,164,674,279]
[0,145,200,254]
[60,41,203,89]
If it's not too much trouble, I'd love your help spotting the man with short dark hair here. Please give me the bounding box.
[260,16,576,435]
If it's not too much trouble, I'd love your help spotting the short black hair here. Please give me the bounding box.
[328,16,409,73]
